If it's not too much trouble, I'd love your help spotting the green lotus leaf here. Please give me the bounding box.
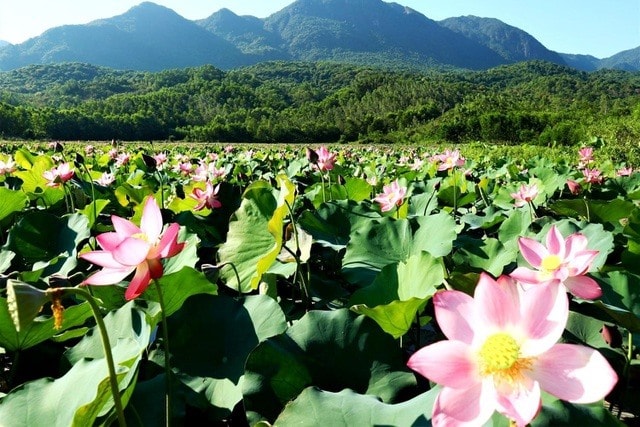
[242,309,418,424]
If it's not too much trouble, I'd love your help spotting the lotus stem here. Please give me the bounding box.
[153,279,172,427]
[61,287,127,427]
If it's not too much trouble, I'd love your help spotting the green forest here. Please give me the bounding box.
[1,60,640,153]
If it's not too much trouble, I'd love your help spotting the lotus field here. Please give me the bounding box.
[0,141,639,426]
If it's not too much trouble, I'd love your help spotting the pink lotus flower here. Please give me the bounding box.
[43,163,75,188]
[407,273,617,427]
[190,181,222,211]
[510,183,538,208]
[191,163,209,182]
[84,145,95,155]
[0,158,16,175]
[174,162,193,176]
[115,153,130,168]
[373,179,407,212]
[432,149,465,171]
[96,172,115,187]
[309,146,337,172]
[153,152,168,167]
[582,168,604,185]
[566,179,581,195]
[510,225,601,299]
[80,196,185,300]
[617,166,633,177]
[578,147,594,166]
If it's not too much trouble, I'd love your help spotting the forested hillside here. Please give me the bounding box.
[1,60,639,155]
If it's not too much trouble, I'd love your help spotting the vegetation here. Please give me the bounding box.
[0,60,639,158]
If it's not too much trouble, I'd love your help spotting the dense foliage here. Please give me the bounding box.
[0,141,637,425]
[1,61,640,157]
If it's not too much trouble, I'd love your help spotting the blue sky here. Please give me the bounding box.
[0,0,637,58]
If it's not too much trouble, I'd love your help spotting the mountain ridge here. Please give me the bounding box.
[0,0,637,72]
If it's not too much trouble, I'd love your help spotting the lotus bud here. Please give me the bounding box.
[6,279,51,332]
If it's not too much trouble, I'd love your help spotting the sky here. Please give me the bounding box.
[0,0,638,58]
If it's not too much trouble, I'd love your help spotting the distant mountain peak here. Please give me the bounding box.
[0,0,637,72]
[439,15,566,65]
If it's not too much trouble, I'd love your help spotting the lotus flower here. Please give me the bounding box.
[582,168,604,184]
[309,146,337,171]
[510,225,601,299]
[115,153,130,167]
[566,179,581,195]
[43,162,75,187]
[617,166,633,177]
[407,273,617,427]
[578,147,594,166]
[80,196,185,300]
[96,172,115,187]
[153,152,168,167]
[190,181,222,211]
[432,149,465,171]
[0,157,16,175]
[510,183,538,208]
[373,179,407,212]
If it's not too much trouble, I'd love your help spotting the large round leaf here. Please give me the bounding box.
[0,297,92,351]
[159,294,287,420]
[217,176,294,292]
[0,301,151,425]
[274,386,439,426]
[242,309,418,424]
[5,212,90,277]
[0,188,28,222]
[350,251,443,338]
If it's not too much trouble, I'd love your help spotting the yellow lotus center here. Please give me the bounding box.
[132,232,149,242]
[478,333,520,373]
[478,333,532,385]
[541,254,562,271]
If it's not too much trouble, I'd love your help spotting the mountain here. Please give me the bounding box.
[196,8,289,62]
[439,16,566,65]
[261,0,505,69]
[599,46,640,71]
[0,2,250,71]
[0,0,637,72]
[0,41,10,48]
[559,53,600,72]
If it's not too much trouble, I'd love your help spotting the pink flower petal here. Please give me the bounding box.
[125,262,152,300]
[83,266,134,286]
[518,283,568,356]
[96,232,125,251]
[80,250,125,269]
[563,276,602,300]
[407,341,478,389]
[517,238,547,269]
[432,382,497,427]
[112,237,150,266]
[545,225,565,257]
[111,215,141,239]
[510,267,551,286]
[433,290,476,344]
[475,274,520,331]
[564,234,589,258]
[530,343,618,404]
[156,223,184,258]
[495,378,541,427]
[140,196,163,243]
[566,251,599,275]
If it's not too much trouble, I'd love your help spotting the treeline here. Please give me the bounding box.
[1,60,640,148]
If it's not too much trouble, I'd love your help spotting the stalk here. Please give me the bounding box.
[61,287,127,427]
[153,279,173,426]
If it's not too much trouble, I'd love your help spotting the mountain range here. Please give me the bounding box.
[0,0,637,72]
